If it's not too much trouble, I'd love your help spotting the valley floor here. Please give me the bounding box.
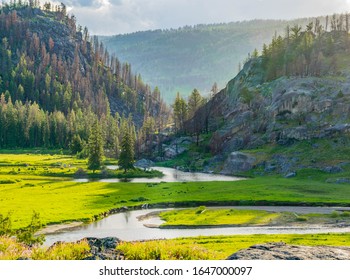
[1,152,350,259]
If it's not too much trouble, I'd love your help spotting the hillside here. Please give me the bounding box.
[0,2,166,150]
[101,18,324,103]
[178,16,350,179]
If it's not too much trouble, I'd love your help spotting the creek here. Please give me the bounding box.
[43,206,350,247]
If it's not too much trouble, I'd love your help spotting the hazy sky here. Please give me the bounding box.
[63,0,350,35]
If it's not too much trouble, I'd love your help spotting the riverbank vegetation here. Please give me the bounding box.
[117,233,350,260]
[0,236,90,260]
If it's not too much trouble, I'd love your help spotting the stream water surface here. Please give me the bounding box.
[43,167,350,246]
[43,206,350,247]
[74,166,244,183]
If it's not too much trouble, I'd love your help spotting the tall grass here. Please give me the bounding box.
[117,240,220,260]
[0,237,90,260]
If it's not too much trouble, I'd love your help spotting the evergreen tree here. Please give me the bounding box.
[119,124,135,173]
[87,120,104,172]
[69,134,83,155]
[173,92,188,133]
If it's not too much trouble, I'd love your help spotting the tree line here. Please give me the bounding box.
[261,14,350,81]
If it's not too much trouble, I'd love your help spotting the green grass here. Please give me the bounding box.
[2,172,350,229]
[2,152,350,230]
[159,207,280,227]
[117,233,350,260]
[158,207,350,227]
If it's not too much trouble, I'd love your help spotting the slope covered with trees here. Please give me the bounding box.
[0,1,169,156]
[173,14,350,175]
[101,18,322,103]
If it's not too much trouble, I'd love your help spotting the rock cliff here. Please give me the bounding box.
[189,56,350,175]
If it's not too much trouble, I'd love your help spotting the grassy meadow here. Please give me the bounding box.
[2,153,350,229]
[2,152,350,259]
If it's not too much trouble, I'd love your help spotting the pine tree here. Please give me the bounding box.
[173,92,188,133]
[119,124,135,173]
[87,120,104,172]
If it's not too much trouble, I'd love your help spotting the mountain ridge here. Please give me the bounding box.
[101,17,329,103]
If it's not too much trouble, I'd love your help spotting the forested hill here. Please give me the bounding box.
[101,18,320,103]
[0,2,166,149]
[182,15,350,174]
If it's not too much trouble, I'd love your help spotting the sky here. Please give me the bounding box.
[61,0,350,35]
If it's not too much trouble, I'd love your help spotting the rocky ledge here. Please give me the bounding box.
[227,242,350,260]
[82,237,124,260]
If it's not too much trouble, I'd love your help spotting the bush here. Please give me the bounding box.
[0,213,12,236]
[330,211,340,218]
[16,211,45,246]
[74,168,87,178]
[0,179,16,184]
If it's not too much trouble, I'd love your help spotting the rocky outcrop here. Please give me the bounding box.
[227,242,350,260]
[221,152,256,175]
[162,137,193,159]
[83,237,124,260]
[186,56,350,175]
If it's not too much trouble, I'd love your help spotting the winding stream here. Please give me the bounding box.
[43,206,350,247]
[42,167,350,246]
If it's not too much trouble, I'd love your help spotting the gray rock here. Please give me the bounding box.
[221,152,256,174]
[227,242,350,260]
[264,163,276,172]
[83,237,123,260]
[335,178,350,184]
[285,172,296,178]
[323,166,344,174]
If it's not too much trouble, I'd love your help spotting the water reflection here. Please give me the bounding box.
[74,167,243,183]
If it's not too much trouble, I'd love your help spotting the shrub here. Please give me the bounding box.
[0,213,12,236]
[330,211,340,218]
[74,168,87,178]
[16,211,45,246]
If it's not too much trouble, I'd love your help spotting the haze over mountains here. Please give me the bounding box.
[101,17,327,103]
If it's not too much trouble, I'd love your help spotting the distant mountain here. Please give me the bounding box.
[101,18,323,103]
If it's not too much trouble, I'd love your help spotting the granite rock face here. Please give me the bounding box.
[186,57,350,174]
[227,242,350,260]
[221,152,256,174]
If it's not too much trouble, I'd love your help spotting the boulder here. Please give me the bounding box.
[83,237,123,260]
[285,172,296,178]
[322,166,343,174]
[221,152,256,174]
[227,242,350,260]
[134,159,154,169]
